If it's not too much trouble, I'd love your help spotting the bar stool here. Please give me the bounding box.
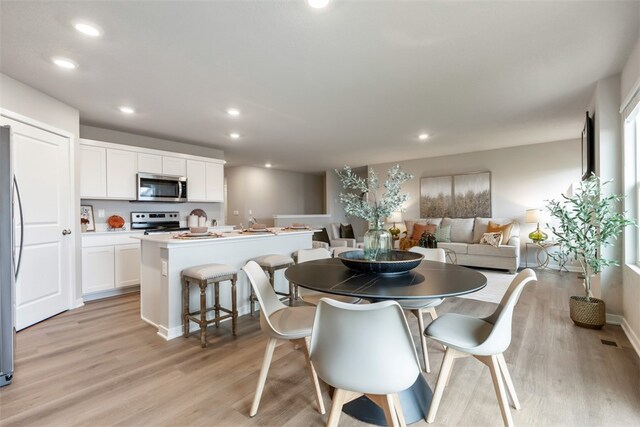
[250,254,295,316]
[181,263,238,348]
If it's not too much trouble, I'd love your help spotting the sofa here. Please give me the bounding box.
[400,217,520,273]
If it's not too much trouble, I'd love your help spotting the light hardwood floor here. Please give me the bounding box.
[1,269,639,426]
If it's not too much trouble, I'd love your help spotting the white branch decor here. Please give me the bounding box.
[336,164,413,225]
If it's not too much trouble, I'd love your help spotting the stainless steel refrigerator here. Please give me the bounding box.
[0,125,23,387]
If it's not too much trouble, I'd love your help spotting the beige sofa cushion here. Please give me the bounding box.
[468,243,518,258]
[404,218,443,237]
[438,242,468,254]
[441,218,475,243]
[472,218,515,243]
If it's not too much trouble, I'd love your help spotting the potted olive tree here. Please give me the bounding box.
[546,174,635,329]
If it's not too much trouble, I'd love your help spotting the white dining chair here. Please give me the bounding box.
[296,248,360,306]
[425,268,537,427]
[310,298,421,427]
[242,261,325,417]
[396,246,446,373]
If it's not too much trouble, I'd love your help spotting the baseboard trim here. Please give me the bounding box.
[82,286,140,302]
[73,298,84,309]
[606,313,623,325]
[155,304,254,341]
[621,317,640,359]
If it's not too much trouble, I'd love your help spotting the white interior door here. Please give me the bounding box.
[2,117,73,331]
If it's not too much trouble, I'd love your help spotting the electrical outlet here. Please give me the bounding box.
[233,210,239,216]
[161,260,167,276]
[98,209,105,218]
[249,209,252,215]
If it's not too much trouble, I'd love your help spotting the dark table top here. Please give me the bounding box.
[285,258,487,300]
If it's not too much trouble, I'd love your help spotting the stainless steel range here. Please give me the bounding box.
[131,211,188,234]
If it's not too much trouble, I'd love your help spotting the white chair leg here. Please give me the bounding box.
[497,353,521,410]
[250,337,277,416]
[486,355,515,427]
[427,347,456,423]
[298,338,326,415]
[415,310,430,373]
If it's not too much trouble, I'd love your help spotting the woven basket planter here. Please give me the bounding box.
[569,296,605,329]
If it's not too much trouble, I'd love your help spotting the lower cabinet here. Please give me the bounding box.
[82,234,142,297]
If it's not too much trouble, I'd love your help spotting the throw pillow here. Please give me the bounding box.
[434,225,452,242]
[340,223,355,239]
[313,227,331,244]
[487,221,514,244]
[412,223,436,240]
[479,232,503,248]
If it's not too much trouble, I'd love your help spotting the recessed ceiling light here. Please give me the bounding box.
[265,163,272,168]
[418,133,429,141]
[119,106,135,114]
[73,22,102,37]
[52,57,77,69]
[226,108,240,117]
[229,132,240,139]
[308,0,330,9]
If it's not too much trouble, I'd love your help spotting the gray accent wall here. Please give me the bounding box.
[225,165,324,227]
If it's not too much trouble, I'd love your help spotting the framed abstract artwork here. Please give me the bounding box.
[420,172,491,218]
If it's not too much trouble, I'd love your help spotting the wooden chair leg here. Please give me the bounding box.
[367,394,399,427]
[392,393,406,427]
[415,309,430,373]
[296,338,326,415]
[182,277,189,338]
[231,276,237,336]
[484,355,515,427]
[250,337,277,417]
[199,281,207,348]
[326,388,348,427]
[214,281,220,328]
[497,353,521,410]
[427,347,456,423]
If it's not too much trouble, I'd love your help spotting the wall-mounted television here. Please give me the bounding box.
[581,111,594,180]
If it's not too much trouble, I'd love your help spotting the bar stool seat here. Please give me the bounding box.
[182,263,238,348]
[251,254,295,316]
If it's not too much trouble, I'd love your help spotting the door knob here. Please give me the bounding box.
[62,229,72,235]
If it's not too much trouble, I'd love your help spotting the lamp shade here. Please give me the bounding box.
[387,211,403,224]
[525,209,541,224]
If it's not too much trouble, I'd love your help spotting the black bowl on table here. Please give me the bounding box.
[337,250,424,275]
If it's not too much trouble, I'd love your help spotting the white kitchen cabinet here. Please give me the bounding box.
[138,153,163,174]
[115,244,141,288]
[205,162,224,202]
[187,160,206,201]
[82,246,115,294]
[106,149,137,199]
[79,145,107,198]
[162,156,187,176]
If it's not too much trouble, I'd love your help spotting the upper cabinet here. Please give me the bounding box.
[79,145,107,198]
[79,139,224,202]
[106,149,137,199]
[162,156,187,176]
[137,153,162,174]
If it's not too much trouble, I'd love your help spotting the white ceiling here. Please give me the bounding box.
[1,1,639,172]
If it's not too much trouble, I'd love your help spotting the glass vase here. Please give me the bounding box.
[364,219,392,261]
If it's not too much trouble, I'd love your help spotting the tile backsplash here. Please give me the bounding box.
[81,199,225,231]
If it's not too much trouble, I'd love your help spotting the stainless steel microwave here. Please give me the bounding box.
[136,173,187,202]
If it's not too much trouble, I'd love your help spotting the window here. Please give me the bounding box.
[623,94,640,264]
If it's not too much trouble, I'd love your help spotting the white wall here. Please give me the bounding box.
[592,75,624,315]
[0,73,83,304]
[621,34,640,354]
[80,125,224,160]
[369,139,582,266]
[225,165,324,227]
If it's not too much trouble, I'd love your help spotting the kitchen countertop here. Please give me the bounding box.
[133,229,314,248]
[83,225,235,237]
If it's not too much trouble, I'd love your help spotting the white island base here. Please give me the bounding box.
[135,231,313,340]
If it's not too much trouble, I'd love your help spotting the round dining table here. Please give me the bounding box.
[285,257,487,426]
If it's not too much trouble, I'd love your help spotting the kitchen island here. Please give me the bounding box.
[134,230,313,340]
